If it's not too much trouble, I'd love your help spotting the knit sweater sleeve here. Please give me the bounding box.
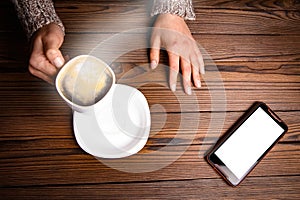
[11,0,65,40]
[151,0,196,20]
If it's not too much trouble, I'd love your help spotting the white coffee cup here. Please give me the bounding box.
[55,55,116,113]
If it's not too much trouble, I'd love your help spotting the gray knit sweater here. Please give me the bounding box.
[12,0,195,39]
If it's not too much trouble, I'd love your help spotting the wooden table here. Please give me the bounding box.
[1,0,299,199]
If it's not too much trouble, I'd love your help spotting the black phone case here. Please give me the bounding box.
[205,102,288,186]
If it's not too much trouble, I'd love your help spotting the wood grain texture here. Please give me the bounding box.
[1,62,299,115]
[0,143,299,187]
[2,1,300,35]
[57,33,300,63]
[0,176,300,200]
[0,0,299,199]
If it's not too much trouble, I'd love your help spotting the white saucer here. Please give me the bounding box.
[73,84,151,158]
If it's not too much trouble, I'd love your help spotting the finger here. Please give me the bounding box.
[29,65,54,84]
[194,45,205,74]
[192,62,201,88]
[190,54,201,88]
[150,36,160,69]
[181,58,192,95]
[168,52,180,92]
[30,35,59,82]
[44,37,65,68]
[29,55,58,77]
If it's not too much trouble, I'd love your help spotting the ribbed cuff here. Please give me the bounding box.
[151,0,196,20]
[12,0,65,40]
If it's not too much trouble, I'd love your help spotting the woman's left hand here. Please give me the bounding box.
[150,13,204,95]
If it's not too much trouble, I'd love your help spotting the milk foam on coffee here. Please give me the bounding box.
[59,56,113,106]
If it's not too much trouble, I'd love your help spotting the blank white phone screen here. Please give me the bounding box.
[215,107,284,179]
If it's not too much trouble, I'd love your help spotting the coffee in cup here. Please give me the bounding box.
[56,55,115,112]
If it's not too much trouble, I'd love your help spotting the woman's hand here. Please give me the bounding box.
[150,13,204,95]
[29,23,65,84]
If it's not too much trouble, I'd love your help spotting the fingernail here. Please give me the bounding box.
[195,80,201,88]
[170,83,176,92]
[200,67,205,75]
[186,86,192,95]
[150,60,157,69]
[54,57,64,68]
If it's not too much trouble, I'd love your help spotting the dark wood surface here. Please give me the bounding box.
[0,0,299,199]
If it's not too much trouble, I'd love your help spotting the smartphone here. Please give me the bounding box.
[206,102,288,186]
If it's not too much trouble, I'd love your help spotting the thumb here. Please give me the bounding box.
[44,38,65,68]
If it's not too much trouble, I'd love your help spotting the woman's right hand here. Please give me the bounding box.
[29,23,65,84]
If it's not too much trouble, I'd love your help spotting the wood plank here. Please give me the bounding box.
[1,60,299,115]
[55,0,300,10]
[3,0,299,11]
[0,109,298,154]
[2,1,299,35]
[197,35,300,62]
[1,32,299,66]
[0,143,298,187]
[58,34,300,62]
[0,81,299,114]
[193,0,300,10]
[56,6,300,35]
[191,8,300,35]
[0,33,28,67]
[0,176,299,199]
[0,111,298,145]
[1,26,298,69]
